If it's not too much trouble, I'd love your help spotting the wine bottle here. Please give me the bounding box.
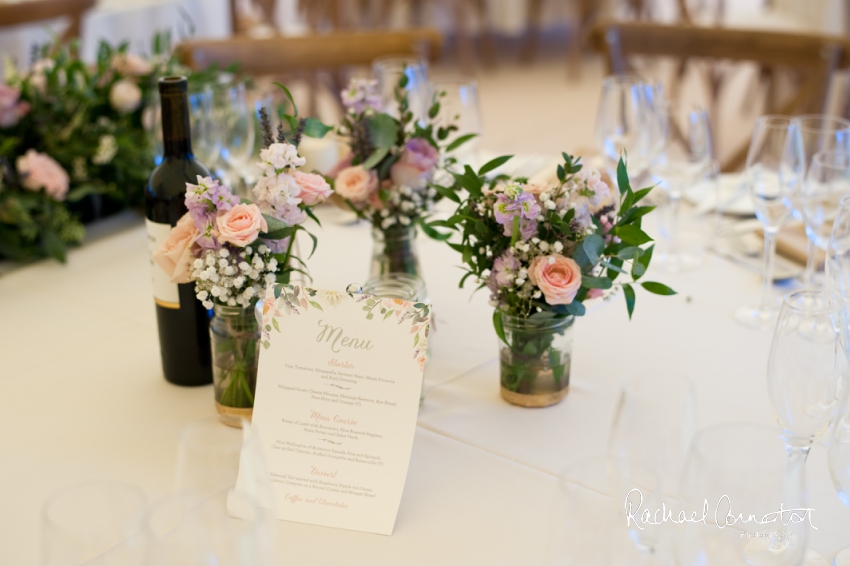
[145,76,213,387]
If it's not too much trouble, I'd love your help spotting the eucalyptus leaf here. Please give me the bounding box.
[641,281,677,295]
[478,155,513,176]
[623,283,636,320]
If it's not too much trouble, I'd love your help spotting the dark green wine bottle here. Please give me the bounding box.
[144,76,212,386]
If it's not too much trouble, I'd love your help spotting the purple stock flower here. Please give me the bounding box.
[341,79,382,113]
[493,185,540,241]
[491,251,521,289]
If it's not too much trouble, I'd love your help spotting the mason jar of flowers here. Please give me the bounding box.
[427,154,675,407]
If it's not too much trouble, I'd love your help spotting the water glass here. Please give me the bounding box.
[214,83,256,182]
[828,392,850,566]
[431,76,482,168]
[767,290,845,451]
[545,457,646,565]
[372,56,430,122]
[650,104,712,271]
[594,75,656,185]
[735,115,804,331]
[41,481,146,566]
[673,423,808,566]
[146,489,275,566]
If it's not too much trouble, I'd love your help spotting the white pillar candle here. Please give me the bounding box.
[298,135,342,175]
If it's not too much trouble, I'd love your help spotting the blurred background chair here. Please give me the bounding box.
[591,20,850,171]
[0,0,95,43]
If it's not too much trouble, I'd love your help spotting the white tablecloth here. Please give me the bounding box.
[1,197,849,564]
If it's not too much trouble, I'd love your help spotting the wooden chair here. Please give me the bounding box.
[176,29,442,75]
[0,0,95,42]
[591,21,850,171]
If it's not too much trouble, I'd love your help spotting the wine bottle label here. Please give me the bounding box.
[145,218,180,309]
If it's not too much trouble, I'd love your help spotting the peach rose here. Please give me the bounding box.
[334,165,378,203]
[292,171,333,206]
[109,79,141,114]
[216,203,268,247]
[390,138,439,188]
[523,182,550,198]
[111,53,153,76]
[16,149,69,200]
[528,253,582,306]
[153,214,198,283]
[0,84,30,128]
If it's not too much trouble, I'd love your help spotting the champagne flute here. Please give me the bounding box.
[214,83,256,192]
[372,56,430,123]
[673,423,808,566]
[41,481,147,566]
[650,104,712,271]
[734,116,805,330]
[792,115,850,285]
[608,375,696,555]
[828,393,850,566]
[768,290,845,463]
[594,75,656,187]
[801,151,850,289]
[826,196,850,297]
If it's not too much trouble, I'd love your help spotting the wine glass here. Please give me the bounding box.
[735,116,805,331]
[372,56,430,123]
[650,104,712,271]
[792,115,850,285]
[673,423,808,566]
[214,83,256,191]
[431,76,482,169]
[768,290,845,461]
[594,75,656,187]
[188,85,220,166]
[41,481,147,566]
[608,375,696,555]
[801,150,850,289]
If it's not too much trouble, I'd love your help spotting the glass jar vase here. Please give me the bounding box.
[498,313,574,408]
[370,225,423,280]
[362,273,429,405]
[211,302,261,427]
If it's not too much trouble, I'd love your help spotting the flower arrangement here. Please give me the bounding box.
[428,154,674,406]
[329,74,473,276]
[152,86,332,417]
[0,34,229,262]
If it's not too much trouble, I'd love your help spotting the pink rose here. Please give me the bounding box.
[16,149,69,200]
[216,203,268,247]
[153,214,199,284]
[110,79,142,114]
[0,84,30,128]
[292,171,333,206]
[523,182,550,199]
[111,53,154,76]
[390,138,439,188]
[528,253,582,306]
[334,165,378,203]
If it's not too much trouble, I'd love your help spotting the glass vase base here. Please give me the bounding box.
[215,401,253,428]
[500,385,569,408]
[734,305,778,331]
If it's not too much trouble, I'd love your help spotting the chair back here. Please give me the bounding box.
[0,0,95,42]
[591,21,850,170]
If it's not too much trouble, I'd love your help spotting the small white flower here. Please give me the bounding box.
[515,278,526,286]
[533,290,542,299]
[258,244,269,254]
[399,216,411,226]
[218,258,228,269]
[205,255,216,267]
[265,273,276,285]
[518,268,528,279]
[486,249,493,257]
[219,248,230,258]
[246,246,252,255]
[539,241,550,252]
[233,276,245,288]
[197,290,209,300]
[531,237,540,244]
[540,192,551,202]
[536,214,545,221]
[225,266,235,276]
[482,269,491,278]
[553,241,564,252]
[239,262,251,272]
[227,298,237,306]
[193,259,204,269]
[489,299,499,307]
[478,247,485,254]
[545,200,556,210]
[267,259,278,271]
[548,256,556,265]
[203,300,214,309]
[243,287,256,298]
[211,286,221,297]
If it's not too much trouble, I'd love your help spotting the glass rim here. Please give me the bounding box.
[42,479,147,531]
[791,113,850,133]
[811,149,850,170]
[754,114,796,129]
[499,311,574,330]
[362,273,426,301]
[781,289,844,314]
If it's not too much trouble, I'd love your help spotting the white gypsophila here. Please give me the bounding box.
[259,142,305,174]
[71,157,88,181]
[92,135,117,165]
[193,245,277,309]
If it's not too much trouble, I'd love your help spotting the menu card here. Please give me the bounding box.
[247,285,429,535]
